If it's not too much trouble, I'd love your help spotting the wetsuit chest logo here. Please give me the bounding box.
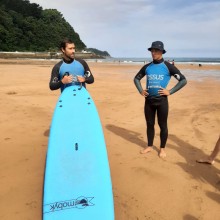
[148,74,164,80]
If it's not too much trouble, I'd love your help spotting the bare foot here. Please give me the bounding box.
[140,146,152,154]
[159,148,166,158]
[196,158,214,165]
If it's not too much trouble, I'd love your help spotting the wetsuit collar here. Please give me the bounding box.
[63,58,74,64]
[153,58,164,64]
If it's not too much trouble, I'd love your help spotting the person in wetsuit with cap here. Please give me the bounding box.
[49,38,94,92]
[134,41,187,158]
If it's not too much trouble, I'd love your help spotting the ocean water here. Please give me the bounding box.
[100,57,220,65]
[87,57,220,80]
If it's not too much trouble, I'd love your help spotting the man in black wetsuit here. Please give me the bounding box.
[134,41,187,158]
[49,38,94,92]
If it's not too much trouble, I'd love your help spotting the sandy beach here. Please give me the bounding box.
[0,59,220,220]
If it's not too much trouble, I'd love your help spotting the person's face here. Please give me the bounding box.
[62,43,75,60]
[150,48,163,61]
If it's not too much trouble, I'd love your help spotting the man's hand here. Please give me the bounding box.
[77,76,86,83]
[61,75,73,84]
[158,88,170,96]
[141,89,149,97]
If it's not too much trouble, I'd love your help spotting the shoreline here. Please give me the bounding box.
[0,58,219,81]
[1,58,220,66]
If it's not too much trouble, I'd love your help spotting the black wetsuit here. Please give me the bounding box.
[134,58,187,148]
[49,58,94,92]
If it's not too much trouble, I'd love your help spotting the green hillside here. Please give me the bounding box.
[0,0,86,51]
[86,48,110,57]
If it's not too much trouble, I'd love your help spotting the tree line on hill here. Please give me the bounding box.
[86,48,110,57]
[0,0,110,57]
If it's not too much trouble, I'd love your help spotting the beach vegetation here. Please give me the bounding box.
[86,48,111,57]
[0,0,86,51]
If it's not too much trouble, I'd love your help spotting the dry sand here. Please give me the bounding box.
[0,59,220,220]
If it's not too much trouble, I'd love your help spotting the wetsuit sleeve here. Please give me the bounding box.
[134,65,147,93]
[169,78,187,95]
[78,59,94,84]
[49,62,63,90]
[164,61,187,95]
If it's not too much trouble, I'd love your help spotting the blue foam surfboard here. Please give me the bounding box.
[43,85,114,220]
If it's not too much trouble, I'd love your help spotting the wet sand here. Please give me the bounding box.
[0,59,220,220]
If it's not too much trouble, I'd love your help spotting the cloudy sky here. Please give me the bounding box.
[29,0,220,58]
